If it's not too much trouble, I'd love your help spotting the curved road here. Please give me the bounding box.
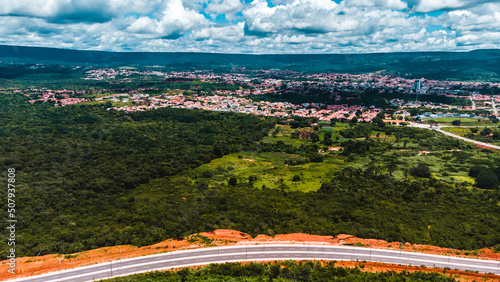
[7,244,500,282]
[409,123,500,150]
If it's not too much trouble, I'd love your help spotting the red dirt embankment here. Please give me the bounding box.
[1,230,499,281]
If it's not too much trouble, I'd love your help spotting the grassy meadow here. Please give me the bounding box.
[163,124,496,193]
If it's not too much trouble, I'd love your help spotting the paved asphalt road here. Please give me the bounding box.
[8,244,500,282]
[409,123,500,150]
[433,127,500,150]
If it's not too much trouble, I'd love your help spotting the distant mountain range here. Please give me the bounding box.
[1,45,500,81]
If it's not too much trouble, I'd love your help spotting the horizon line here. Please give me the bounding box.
[1,44,498,56]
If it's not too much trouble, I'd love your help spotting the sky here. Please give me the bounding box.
[0,0,499,54]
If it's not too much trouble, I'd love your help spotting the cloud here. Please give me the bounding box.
[242,0,411,36]
[206,0,244,17]
[191,23,245,41]
[127,0,209,38]
[345,0,407,10]
[0,0,114,23]
[442,3,500,34]
[0,0,498,53]
[408,0,499,13]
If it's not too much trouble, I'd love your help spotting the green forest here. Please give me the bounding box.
[1,93,500,257]
[0,94,274,256]
[103,261,457,282]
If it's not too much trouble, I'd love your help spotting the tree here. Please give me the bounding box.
[292,175,301,181]
[469,165,486,177]
[324,138,333,146]
[410,163,431,178]
[310,132,319,143]
[228,177,238,186]
[428,120,438,128]
[475,169,499,189]
[481,128,492,136]
[451,120,461,126]
[202,170,214,178]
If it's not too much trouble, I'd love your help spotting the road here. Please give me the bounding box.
[7,244,500,282]
[471,95,476,110]
[409,123,500,150]
[492,97,498,116]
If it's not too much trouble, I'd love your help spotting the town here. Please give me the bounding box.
[19,67,500,123]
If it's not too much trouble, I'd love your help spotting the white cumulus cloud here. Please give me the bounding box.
[127,0,209,38]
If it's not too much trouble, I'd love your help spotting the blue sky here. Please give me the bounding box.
[0,0,499,53]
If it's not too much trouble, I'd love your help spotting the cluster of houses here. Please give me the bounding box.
[111,93,381,122]
[21,68,500,123]
[27,90,89,106]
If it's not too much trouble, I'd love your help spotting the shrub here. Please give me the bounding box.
[469,165,486,177]
[292,175,301,181]
[410,163,431,178]
[475,169,499,189]
[228,177,238,186]
[480,128,492,136]
[202,170,214,178]
[324,138,333,146]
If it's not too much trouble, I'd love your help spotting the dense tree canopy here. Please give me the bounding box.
[0,94,275,256]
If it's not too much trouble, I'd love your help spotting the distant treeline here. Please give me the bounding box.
[1,45,500,81]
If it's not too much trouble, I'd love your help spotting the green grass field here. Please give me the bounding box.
[183,151,344,192]
[172,146,483,193]
[426,117,477,123]
[441,127,470,136]
[162,124,493,193]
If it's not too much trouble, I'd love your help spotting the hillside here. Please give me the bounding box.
[1,45,500,81]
